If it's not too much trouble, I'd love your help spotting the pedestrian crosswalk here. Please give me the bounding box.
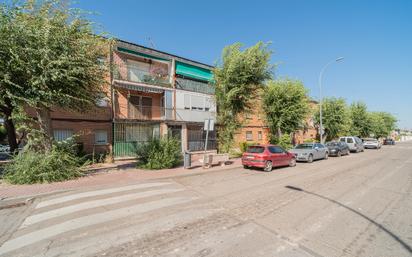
[0,181,200,257]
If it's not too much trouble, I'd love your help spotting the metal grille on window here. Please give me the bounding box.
[53,129,73,142]
[95,130,108,145]
[246,131,253,141]
[187,125,217,152]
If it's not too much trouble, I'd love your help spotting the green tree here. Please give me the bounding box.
[314,97,350,141]
[262,79,309,143]
[214,42,272,153]
[349,102,371,137]
[369,112,397,138]
[0,0,109,152]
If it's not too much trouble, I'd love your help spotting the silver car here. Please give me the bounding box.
[289,143,329,163]
[362,138,381,149]
[339,136,364,152]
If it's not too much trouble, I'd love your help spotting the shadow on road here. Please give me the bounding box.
[285,185,412,254]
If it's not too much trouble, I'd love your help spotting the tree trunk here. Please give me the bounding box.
[0,102,19,153]
[4,114,19,153]
[35,106,53,152]
[276,127,282,138]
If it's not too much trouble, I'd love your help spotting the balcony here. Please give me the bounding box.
[113,62,171,88]
[126,105,173,121]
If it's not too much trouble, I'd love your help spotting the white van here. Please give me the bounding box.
[339,136,364,153]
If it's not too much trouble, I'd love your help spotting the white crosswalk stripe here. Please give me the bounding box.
[35,182,171,208]
[0,181,197,257]
[21,187,184,227]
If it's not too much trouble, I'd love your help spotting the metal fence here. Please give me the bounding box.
[113,62,172,87]
[175,77,215,95]
[113,122,160,157]
[187,125,217,152]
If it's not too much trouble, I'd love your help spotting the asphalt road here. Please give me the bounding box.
[1,141,411,257]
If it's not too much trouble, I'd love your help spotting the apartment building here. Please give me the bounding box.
[111,40,216,157]
[234,99,318,149]
[38,39,216,158]
[234,98,270,148]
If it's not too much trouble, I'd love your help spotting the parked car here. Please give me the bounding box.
[326,141,350,157]
[339,136,364,153]
[289,143,329,163]
[362,138,381,149]
[0,144,10,153]
[383,138,396,145]
[242,144,296,172]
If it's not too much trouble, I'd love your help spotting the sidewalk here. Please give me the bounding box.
[0,158,242,200]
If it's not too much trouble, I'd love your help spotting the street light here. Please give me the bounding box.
[319,57,344,144]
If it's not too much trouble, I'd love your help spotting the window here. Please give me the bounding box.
[258,131,263,140]
[347,138,354,143]
[246,146,264,153]
[96,93,109,107]
[184,94,191,110]
[205,98,211,111]
[183,94,211,111]
[269,146,285,154]
[246,131,253,141]
[191,95,204,111]
[53,129,73,142]
[95,130,108,145]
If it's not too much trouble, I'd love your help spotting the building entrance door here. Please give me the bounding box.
[168,125,182,151]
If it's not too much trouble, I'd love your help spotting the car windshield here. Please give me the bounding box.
[326,142,338,146]
[246,146,265,153]
[295,144,313,149]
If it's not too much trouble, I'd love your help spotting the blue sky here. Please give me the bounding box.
[74,0,412,128]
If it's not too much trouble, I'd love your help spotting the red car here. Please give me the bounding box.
[242,144,296,172]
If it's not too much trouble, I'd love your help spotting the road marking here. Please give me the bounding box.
[0,197,194,256]
[22,188,184,227]
[31,208,219,257]
[36,182,171,209]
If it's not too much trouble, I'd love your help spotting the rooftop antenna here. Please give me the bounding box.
[147,37,156,49]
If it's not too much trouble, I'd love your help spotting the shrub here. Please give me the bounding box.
[303,138,317,143]
[270,134,293,150]
[136,137,182,170]
[239,141,257,153]
[3,146,83,184]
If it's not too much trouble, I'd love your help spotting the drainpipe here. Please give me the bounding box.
[171,59,176,121]
[109,42,115,160]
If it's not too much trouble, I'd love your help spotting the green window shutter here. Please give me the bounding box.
[175,61,213,82]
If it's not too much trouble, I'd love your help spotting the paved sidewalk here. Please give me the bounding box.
[0,158,242,200]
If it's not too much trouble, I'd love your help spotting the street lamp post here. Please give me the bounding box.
[319,57,344,144]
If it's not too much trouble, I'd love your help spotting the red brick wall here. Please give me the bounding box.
[115,89,163,120]
[52,120,111,154]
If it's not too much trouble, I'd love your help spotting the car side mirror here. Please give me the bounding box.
[315,147,319,150]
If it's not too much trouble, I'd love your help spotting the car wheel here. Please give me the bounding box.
[337,151,342,157]
[324,153,329,160]
[264,161,273,172]
[307,154,313,163]
[243,165,249,169]
[289,158,296,167]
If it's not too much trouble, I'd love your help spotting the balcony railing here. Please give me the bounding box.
[118,104,217,122]
[126,105,173,121]
[113,63,171,87]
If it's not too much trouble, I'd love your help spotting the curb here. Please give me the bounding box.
[0,162,243,201]
[0,197,34,210]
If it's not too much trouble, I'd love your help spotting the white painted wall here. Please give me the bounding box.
[175,89,216,122]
